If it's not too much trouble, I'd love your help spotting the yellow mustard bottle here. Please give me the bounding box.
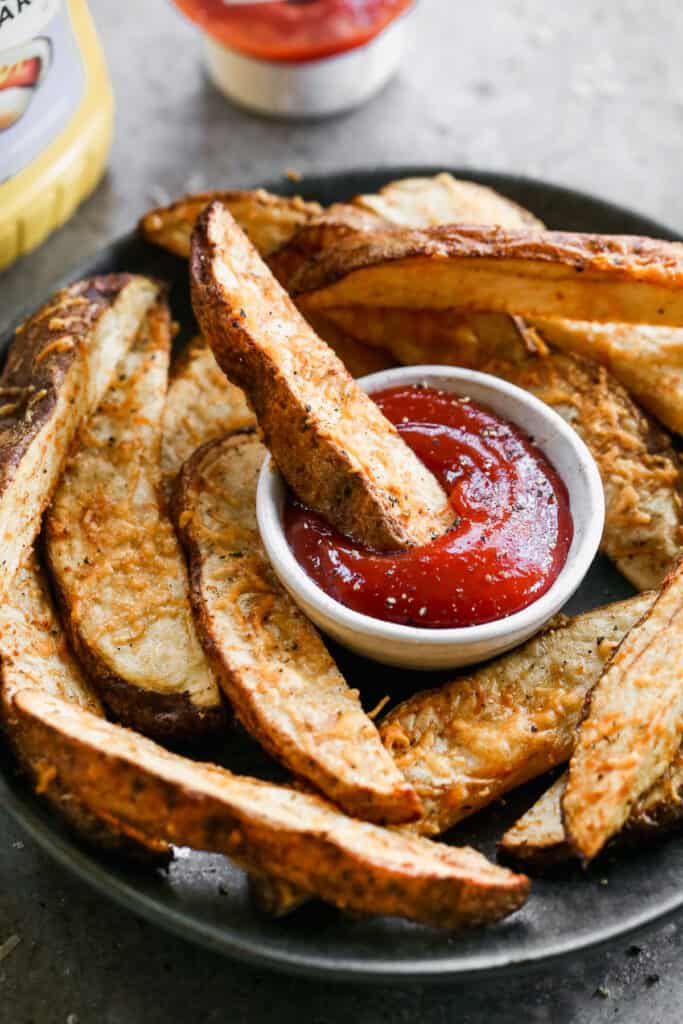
[0,0,113,271]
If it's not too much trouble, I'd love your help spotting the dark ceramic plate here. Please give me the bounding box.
[0,168,681,983]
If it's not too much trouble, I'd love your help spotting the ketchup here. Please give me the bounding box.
[172,0,414,63]
[285,386,573,629]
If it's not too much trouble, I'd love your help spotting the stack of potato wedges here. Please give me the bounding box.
[3,171,683,934]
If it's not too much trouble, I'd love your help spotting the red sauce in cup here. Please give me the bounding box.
[172,0,414,63]
[284,385,573,629]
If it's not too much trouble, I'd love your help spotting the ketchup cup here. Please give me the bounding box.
[257,365,605,670]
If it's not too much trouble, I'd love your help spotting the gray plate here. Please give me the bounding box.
[0,167,680,983]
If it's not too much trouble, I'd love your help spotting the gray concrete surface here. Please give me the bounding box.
[2,0,683,1019]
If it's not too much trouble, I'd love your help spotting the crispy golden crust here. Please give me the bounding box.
[161,336,255,494]
[500,755,683,869]
[326,174,683,443]
[160,342,313,903]
[324,308,683,590]
[174,432,421,824]
[0,552,170,866]
[531,318,683,436]
[496,347,683,591]
[44,301,225,743]
[379,595,654,836]
[301,174,683,585]
[272,169,542,354]
[141,177,683,436]
[139,185,379,293]
[293,225,683,326]
[0,551,102,719]
[13,691,529,929]
[0,275,159,594]
[352,173,544,230]
[140,174,540,390]
[415,178,683,438]
[140,173,541,270]
[563,559,683,862]
[139,189,322,260]
[190,201,453,550]
[271,174,540,290]
[267,205,386,289]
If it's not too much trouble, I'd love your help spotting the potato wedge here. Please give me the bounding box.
[190,201,453,550]
[278,182,682,584]
[323,308,682,591]
[0,274,159,594]
[498,776,570,868]
[293,225,683,327]
[160,328,388,504]
[139,188,322,260]
[140,175,683,431]
[140,173,540,269]
[174,431,421,824]
[13,690,529,929]
[358,174,683,437]
[493,342,683,592]
[500,753,683,868]
[140,186,381,293]
[530,318,683,436]
[161,336,254,494]
[0,551,102,720]
[266,205,387,288]
[160,343,315,906]
[44,300,225,742]
[0,551,170,865]
[348,174,683,439]
[352,172,544,230]
[379,594,654,836]
[564,560,683,862]
[270,169,543,293]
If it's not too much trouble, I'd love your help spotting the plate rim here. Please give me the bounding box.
[1,164,681,983]
[3,763,682,984]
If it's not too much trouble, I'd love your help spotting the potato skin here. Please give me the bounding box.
[292,224,683,326]
[500,753,683,871]
[380,594,655,836]
[190,201,453,550]
[12,691,530,930]
[0,553,170,867]
[139,188,322,260]
[0,275,159,593]
[173,431,422,825]
[41,619,227,745]
[564,558,683,863]
[321,307,683,592]
[44,301,226,745]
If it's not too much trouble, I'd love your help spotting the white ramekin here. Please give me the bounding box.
[257,365,605,671]
[203,6,414,119]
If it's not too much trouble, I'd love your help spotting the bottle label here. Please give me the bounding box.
[0,1,85,182]
[0,1,61,49]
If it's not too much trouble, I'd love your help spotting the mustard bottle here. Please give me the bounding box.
[0,0,113,271]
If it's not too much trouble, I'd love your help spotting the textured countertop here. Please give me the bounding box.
[2,1,683,1020]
